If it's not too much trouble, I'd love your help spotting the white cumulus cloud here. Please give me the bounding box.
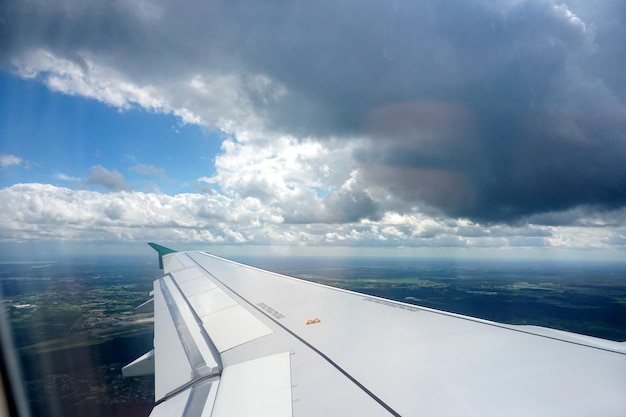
[0,184,623,257]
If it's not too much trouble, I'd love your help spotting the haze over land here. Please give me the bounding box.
[1,0,626,259]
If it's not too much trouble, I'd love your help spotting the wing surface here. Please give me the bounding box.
[140,247,626,417]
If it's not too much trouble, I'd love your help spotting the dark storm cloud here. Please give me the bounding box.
[319,186,379,224]
[3,0,626,223]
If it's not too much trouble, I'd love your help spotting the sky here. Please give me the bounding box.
[0,0,625,260]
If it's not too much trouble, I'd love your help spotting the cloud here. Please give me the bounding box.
[130,164,166,178]
[85,165,129,191]
[10,49,203,125]
[55,173,81,182]
[1,183,624,255]
[2,0,626,224]
[204,135,377,224]
[0,153,23,169]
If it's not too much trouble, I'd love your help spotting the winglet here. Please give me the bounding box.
[148,242,177,269]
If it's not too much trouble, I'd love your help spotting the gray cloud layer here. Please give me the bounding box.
[85,165,129,191]
[2,0,626,223]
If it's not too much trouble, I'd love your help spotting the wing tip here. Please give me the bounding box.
[148,242,177,269]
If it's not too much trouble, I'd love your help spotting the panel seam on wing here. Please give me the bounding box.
[186,252,402,417]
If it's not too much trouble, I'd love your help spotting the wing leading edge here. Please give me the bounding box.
[127,244,626,417]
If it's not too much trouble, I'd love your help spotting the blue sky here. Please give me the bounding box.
[0,72,221,194]
[1,0,625,260]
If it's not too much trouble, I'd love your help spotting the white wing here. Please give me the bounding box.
[125,244,626,417]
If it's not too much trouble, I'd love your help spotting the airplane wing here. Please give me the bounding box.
[124,244,626,416]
